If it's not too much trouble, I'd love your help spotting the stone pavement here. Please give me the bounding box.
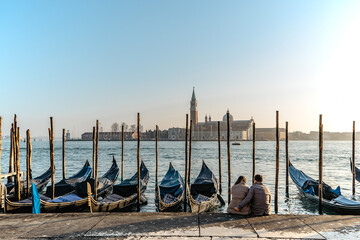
[0,213,360,239]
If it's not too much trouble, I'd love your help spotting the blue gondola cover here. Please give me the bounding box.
[32,183,40,214]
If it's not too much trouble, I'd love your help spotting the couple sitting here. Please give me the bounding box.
[227,174,271,216]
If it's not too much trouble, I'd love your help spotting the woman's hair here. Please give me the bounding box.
[235,176,246,185]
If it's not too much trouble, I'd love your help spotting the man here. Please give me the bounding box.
[234,174,271,216]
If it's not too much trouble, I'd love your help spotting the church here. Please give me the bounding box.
[190,88,254,141]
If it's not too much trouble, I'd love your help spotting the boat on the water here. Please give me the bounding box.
[350,158,360,182]
[45,160,92,198]
[76,157,120,199]
[155,162,184,212]
[6,167,52,198]
[189,160,222,213]
[89,160,149,212]
[5,159,118,213]
[290,161,360,214]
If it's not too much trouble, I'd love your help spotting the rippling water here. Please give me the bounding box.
[1,140,359,214]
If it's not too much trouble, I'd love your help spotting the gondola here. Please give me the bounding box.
[155,162,184,212]
[6,167,52,197]
[89,160,149,212]
[5,159,118,213]
[76,156,120,199]
[290,161,360,214]
[350,158,360,182]
[189,160,221,213]
[45,160,92,198]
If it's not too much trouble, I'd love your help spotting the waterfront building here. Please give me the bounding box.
[189,88,254,141]
[255,128,286,141]
[168,127,186,140]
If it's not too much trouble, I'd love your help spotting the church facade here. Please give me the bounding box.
[190,88,254,141]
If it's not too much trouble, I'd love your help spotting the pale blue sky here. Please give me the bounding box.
[1,1,360,137]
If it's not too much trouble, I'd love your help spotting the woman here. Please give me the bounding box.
[227,176,251,215]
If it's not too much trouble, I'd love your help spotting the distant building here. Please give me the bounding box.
[189,88,254,141]
[66,130,71,141]
[168,127,186,140]
[81,132,136,141]
[255,128,286,141]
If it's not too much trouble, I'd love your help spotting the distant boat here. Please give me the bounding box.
[232,141,241,146]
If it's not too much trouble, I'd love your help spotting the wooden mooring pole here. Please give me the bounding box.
[285,121,289,195]
[353,121,356,195]
[26,129,32,197]
[137,113,141,212]
[16,127,21,201]
[319,114,323,214]
[275,111,279,214]
[155,125,158,186]
[188,120,193,184]
[92,127,95,178]
[95,120,99,201]
[121,124,124,182]
[49,117,55,199]
[218,121,222,195]
[14,115,21,201]
[8,125,13,183]
[184,114,189,212]
[227,111,231,205]
[252,122,256,184]
[62,129,66,179]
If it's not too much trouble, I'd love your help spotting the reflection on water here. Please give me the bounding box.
[1,140,360,214]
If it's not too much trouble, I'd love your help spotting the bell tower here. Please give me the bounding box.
[190,87,198,125]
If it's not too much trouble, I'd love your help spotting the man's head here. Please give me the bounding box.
[254,174,263,183]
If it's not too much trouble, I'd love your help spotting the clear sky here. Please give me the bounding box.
[1,0,360,138]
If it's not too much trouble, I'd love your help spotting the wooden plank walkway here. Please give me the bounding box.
[0,213,360,239]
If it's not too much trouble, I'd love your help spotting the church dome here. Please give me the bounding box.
[223,110,234,122]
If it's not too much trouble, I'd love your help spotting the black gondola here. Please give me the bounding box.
[189,160,221,213]
[5,158,118,213]
[290,161,360,214]
[45,160,92,198]
[90,160,149,212]
[76,157,120,199]
[6,167,52,197]
[155,162,184,212]
[350,158,360,182]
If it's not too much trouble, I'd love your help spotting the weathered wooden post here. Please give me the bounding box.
[137,113,141,212]
[155,125,159,186]
[275,111,279,214]
[188,120,193,183]
[227,111,231,204]
[29,131,32,180]
[353,121,356,195]
[319,114,323,214]
[92,126,95,178]
[252,122,256,184]
[218,121,222,195]
[121,124,124,181]
[285,121,289,196]
[95,120,99,200]
[49,117,55,199]
[62,129,66,179]
[13,115,21,201]
[184,114,189,212]
[16,127,21,201]
[8,125,14,183]
[26,129,32,197]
